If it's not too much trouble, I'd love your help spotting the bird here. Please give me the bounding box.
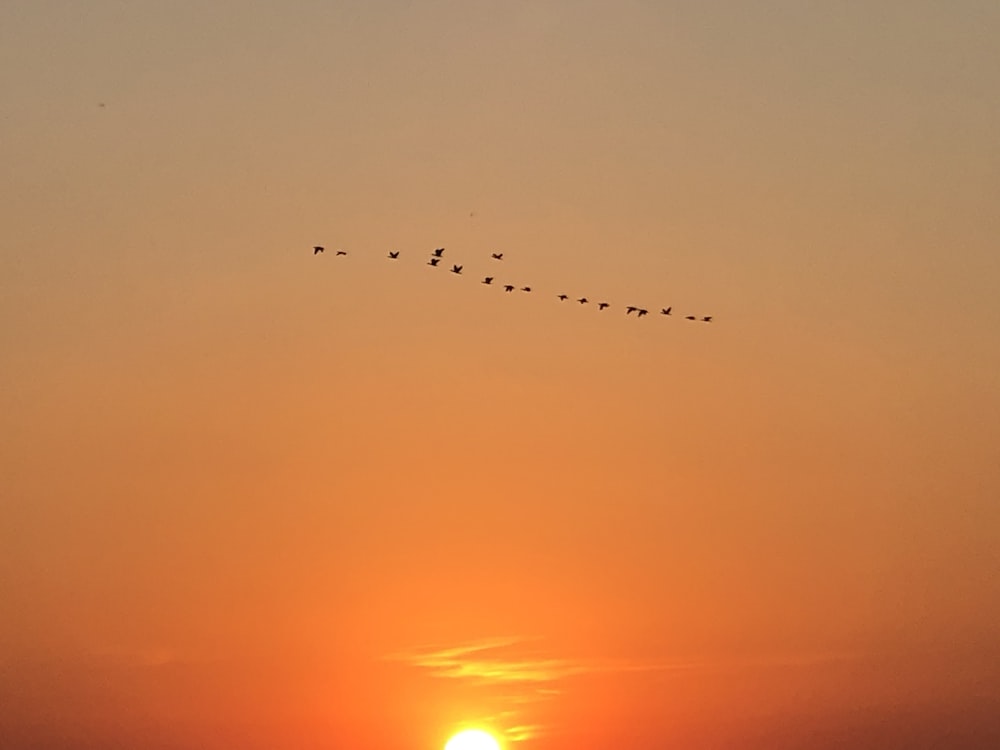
[491,252,503,260]
[685,315,697,320]
[702,316,713,323]
[482,276,494,285]
[504,285,515,292]
[557,294,569,301]
[598,302,610,310]
[660,307,672,316]
[428,257,441,267]
[626,306,638,315]
[313,246,324,255]
[451,264,463,274]
[388,251,399,259]
[521,286,532,292]
[336,250,347,256]
[637,309,648,317]
[577,297,589,304]
[432,248,445,257]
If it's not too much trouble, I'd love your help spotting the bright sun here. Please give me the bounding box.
[444,728,502,750]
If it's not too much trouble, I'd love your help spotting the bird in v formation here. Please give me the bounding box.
[314,245,712,322]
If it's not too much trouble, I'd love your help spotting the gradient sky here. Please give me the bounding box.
[2,1,999,748]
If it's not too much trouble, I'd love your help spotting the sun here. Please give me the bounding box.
[444,728,502,750]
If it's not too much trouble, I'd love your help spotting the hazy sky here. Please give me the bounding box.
[2,2,999,748]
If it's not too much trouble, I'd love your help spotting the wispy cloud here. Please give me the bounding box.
[387,637,860,743]
[386,636,695,743]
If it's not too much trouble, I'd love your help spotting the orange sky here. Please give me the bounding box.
[2,2,999,748]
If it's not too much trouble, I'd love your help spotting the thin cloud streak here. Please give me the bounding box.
[389,636,858,684]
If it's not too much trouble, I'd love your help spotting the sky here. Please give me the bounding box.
[2,1,999,748]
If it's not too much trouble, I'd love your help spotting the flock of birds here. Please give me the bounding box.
[312,245,713,323]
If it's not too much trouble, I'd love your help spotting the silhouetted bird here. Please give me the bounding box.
[503,285,515,292]
[428,258,441,267]
[702,316,713,323]
[557,294,569,301]
[491,252,503,260]
[685,315,697,320]
[313,246,324,255]
[637,309,648,317]
[521,286,532,292]
[388,251,399,259]
[336,250,347,256]
[660,307,672,316]
[598,302,610,310]
[626,306,638,315]
[433,248,445,257]
[578,298,589,304]
[482,276,494,285]
[451,264,463,274]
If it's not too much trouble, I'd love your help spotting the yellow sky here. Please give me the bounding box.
[2,2,999,748]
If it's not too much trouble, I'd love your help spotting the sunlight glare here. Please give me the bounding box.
[444,728,502,750]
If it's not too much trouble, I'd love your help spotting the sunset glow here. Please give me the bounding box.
[2,2,999,749]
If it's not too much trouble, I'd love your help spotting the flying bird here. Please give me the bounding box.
[428,258,441,267]
[557,294,569,301]
[577,297,589,304]
[685,315,697,320]
[336,250,347,256]
[702,316,713,322]
[491,252,503,260]
[598,302,610,310]
[626,306,638,315]
[660,307,672,316]
[388,251,399,259]
[521,286,532,292]
[451,264,463,274]
[482,276,494,285]
[433,248,445,257]
[313,246,324,255]
[503,285,515,292]
[637,309,648,317]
